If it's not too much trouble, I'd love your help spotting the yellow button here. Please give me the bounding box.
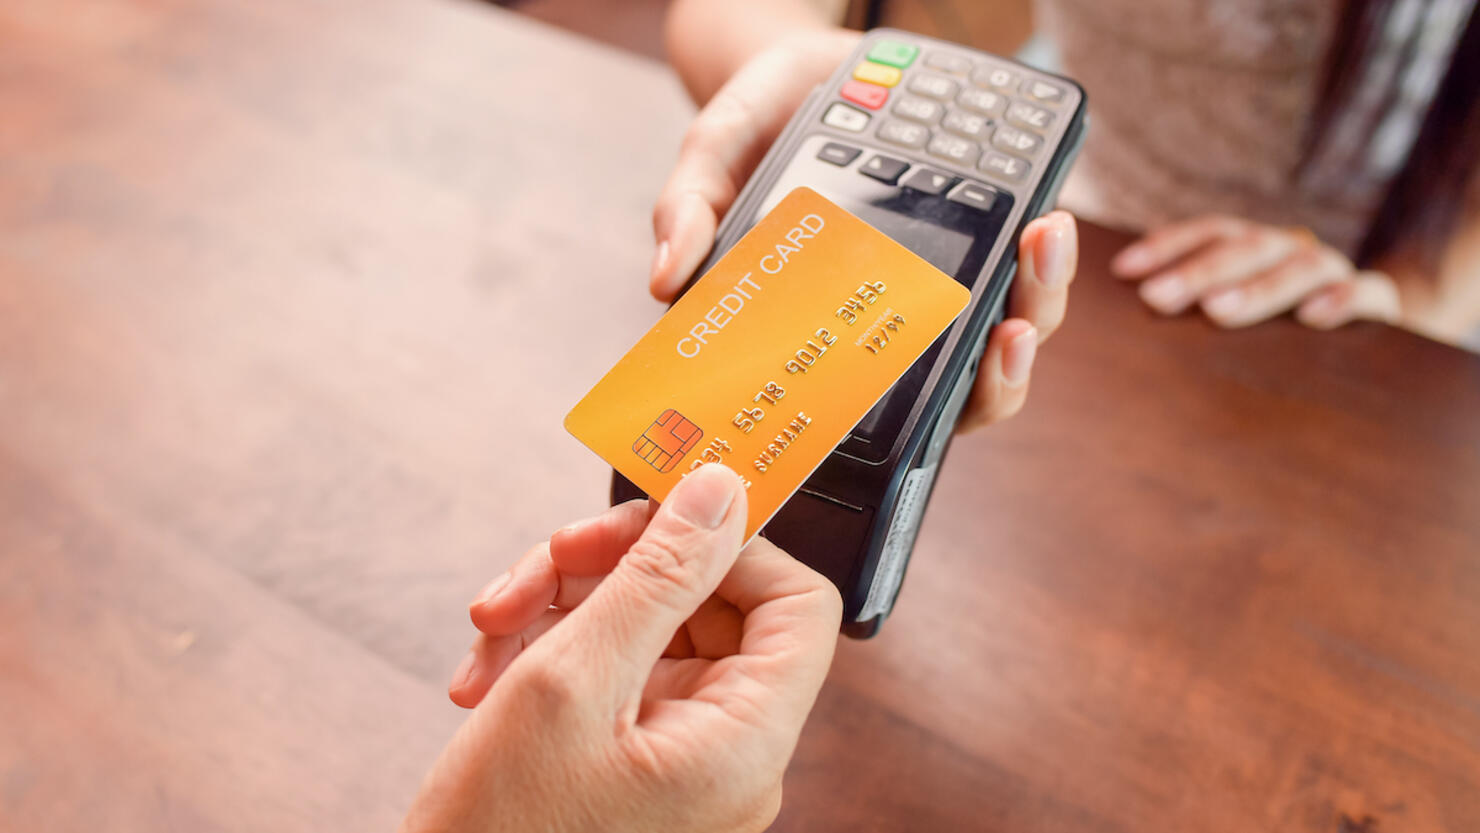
[852,61,902,87]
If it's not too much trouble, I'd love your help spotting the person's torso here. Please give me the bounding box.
[1038,0,1379,252]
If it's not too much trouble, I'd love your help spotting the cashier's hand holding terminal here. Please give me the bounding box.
[400,464,841,833]
[649,28,1080,430]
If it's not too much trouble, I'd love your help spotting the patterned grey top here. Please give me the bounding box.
[1038,0,1477,257]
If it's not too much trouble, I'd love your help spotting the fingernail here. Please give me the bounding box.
[1003,326,1038,386]
[1112,244,1150,274]
[1139,273,1188,313]
[556,513,597,538]
[1304,292,1338,318]
[1300,292,1341,327]
[668,463,738,529]
[451,650,477,691]
[473,572,511,607]
[1034,221,1068,289]
[649,240,670,282]
[1203,287,1244,319]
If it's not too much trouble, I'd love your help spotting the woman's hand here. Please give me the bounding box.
[650,29,1080,431]
[1111,215,1401,330]
[400,465,842,833]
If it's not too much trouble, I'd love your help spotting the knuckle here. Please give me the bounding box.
[774,551,843,620]
[1282,228,1314,250]
[1326,280,1357,305]
[508,658,579,714]
[1033,304,1067,340]
[1182,253,1236,284]
[1279,254,1325,286]
[1288,245,1325,266]
[960,353,1032,431]
[1284,245,1345,279]
[988,390,1028,424]
[714,684,773,730]
[813,580,844,623]
[680,117,722,155]
[652,184,693,236]
[1315,246,1351,274]
[620,729,675,785]
[1366,272,1402,304]
[1231,226,1264,246]
[682,93,749,154]
[1246,228,1287,252]
[623,534,703,595]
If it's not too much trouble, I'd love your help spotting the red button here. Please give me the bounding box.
[840,80,888,110]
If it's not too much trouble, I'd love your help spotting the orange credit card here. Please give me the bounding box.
[565,187,970,539]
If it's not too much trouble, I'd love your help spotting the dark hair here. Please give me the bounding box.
[1310,0,1480,272]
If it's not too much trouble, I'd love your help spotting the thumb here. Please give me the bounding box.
[541,464,748,712]
[1296,270,1401,329]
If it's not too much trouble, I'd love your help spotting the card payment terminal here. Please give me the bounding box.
[613,29,1087,637]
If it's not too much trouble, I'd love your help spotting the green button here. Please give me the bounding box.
[867,40,918,68]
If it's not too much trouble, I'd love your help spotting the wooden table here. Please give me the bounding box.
[3,1,1478,830]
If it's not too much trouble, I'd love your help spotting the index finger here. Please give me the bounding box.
[547,498,656,576]
[468,499,654,636]
[649,89,764,301]
[705,537,842,716]
[651,33,861,301]
[650,57,805,301]
[1110,215,1250,278]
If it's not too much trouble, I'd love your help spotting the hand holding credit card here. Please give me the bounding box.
[566,187,969,540]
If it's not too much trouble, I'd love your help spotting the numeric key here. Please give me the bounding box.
[927,133,980,167]
[956,88,1005,117]
[1006,101,1054,131]
[971,65,1019,92]
[992,125,1042,157]
[877,119,930,149]
[942,108,992,140]
[979,151,1030,183]
[907,72,959,101]
[892,95,944,124]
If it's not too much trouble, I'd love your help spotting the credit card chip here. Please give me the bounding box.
[633,409,703,473]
